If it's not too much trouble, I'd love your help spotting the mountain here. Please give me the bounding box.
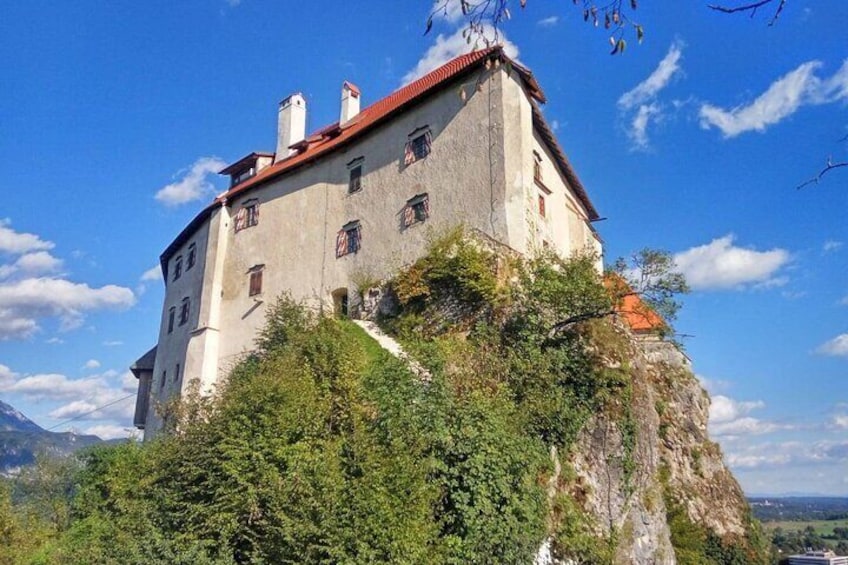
[0,399,44,433]
[0,400,105,476]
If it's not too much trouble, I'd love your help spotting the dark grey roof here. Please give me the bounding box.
[130,346,157,378]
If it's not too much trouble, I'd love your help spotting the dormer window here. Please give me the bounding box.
[348,157,364,194]
[234,199,259,232]
[404,127,431,165]
[219,152,275,187]
[232,167,255,186]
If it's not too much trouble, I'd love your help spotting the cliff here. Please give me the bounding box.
[365,228,768,564]
[560,327,764,564]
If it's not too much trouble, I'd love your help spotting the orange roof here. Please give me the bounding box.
[604,274,665,332]
[617,293,665,332]
[162,46,598,266]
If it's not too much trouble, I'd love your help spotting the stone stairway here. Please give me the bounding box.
[352,319,431,382]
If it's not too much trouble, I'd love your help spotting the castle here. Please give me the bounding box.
[131,47,603,437]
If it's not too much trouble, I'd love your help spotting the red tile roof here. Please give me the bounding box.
[605,274,666,333]
[162,47,599,265]
[617,293,665,332]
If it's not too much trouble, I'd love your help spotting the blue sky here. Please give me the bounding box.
[0,0,846,495]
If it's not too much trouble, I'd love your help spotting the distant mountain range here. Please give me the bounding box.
[0,399,107,476]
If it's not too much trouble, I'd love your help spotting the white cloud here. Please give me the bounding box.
[83,359,101,370]
[710,395,764,424]
[537,16,559,27]
[0,219,54,255]
[816,333,848,357]
[0,364,17,388]
[0,251,63,280]
[696,374,731,394]
[0,277,135,340]
[710,395,789,439]
[617,41,684,150]
[102,340,123,347]
[699,59,848,138]
[154,157,227,207]
[140,266,162,281]
[823,240,843,253]
[673,235,791,291]
[401,25,519,85]
[833,415,848,429]
[1,367,134,423]
[46,337,64,344]
[82,424,134,441]
[618,41,685,110]
[628,103,661,150]
[15,251,63,274]
[724,439,848,470]
[712,416,783,437]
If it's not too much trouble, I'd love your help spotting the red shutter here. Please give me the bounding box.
[403,205,415,227]
[403,141,415,166]
[336,230,348,257]
[234,208,247,231]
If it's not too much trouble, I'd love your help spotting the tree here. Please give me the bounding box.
[542,248,689,341]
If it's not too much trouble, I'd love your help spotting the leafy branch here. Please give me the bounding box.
[427,0,644,55]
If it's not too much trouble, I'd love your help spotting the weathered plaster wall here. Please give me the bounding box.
[142,64,601,437]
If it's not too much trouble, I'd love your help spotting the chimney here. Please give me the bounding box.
[340,81,361,125]
[275,93,306,162]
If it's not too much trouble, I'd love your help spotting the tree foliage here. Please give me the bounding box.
[0,229,768,564]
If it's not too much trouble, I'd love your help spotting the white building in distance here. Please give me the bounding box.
[788,550,848,565]
[131,47,603,437]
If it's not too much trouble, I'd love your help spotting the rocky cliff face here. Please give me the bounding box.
[555,325,761,564]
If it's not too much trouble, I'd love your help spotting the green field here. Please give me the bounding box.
[765,518,848,535]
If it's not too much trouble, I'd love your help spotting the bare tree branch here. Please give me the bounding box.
[707,0,786,25]
[796,157,848,190]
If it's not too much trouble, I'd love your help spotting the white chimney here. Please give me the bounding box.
[340,81,361,125]
[275,93,306,162]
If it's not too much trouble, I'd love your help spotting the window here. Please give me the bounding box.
[248,265,264,297]
[348,158,363,194]
[533,151,543,183]
[336,221,361,257]
[538,194,546,218]
[232,167,255,187]
[403,193,430,228]
[167,307,176,334]
[404,127,431,165]
[160,370,166,390]
[179,297,190,326]
[187,243,197,270]
[173,256,183,281]
[174,363,180,383]
[234,200,259,232]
